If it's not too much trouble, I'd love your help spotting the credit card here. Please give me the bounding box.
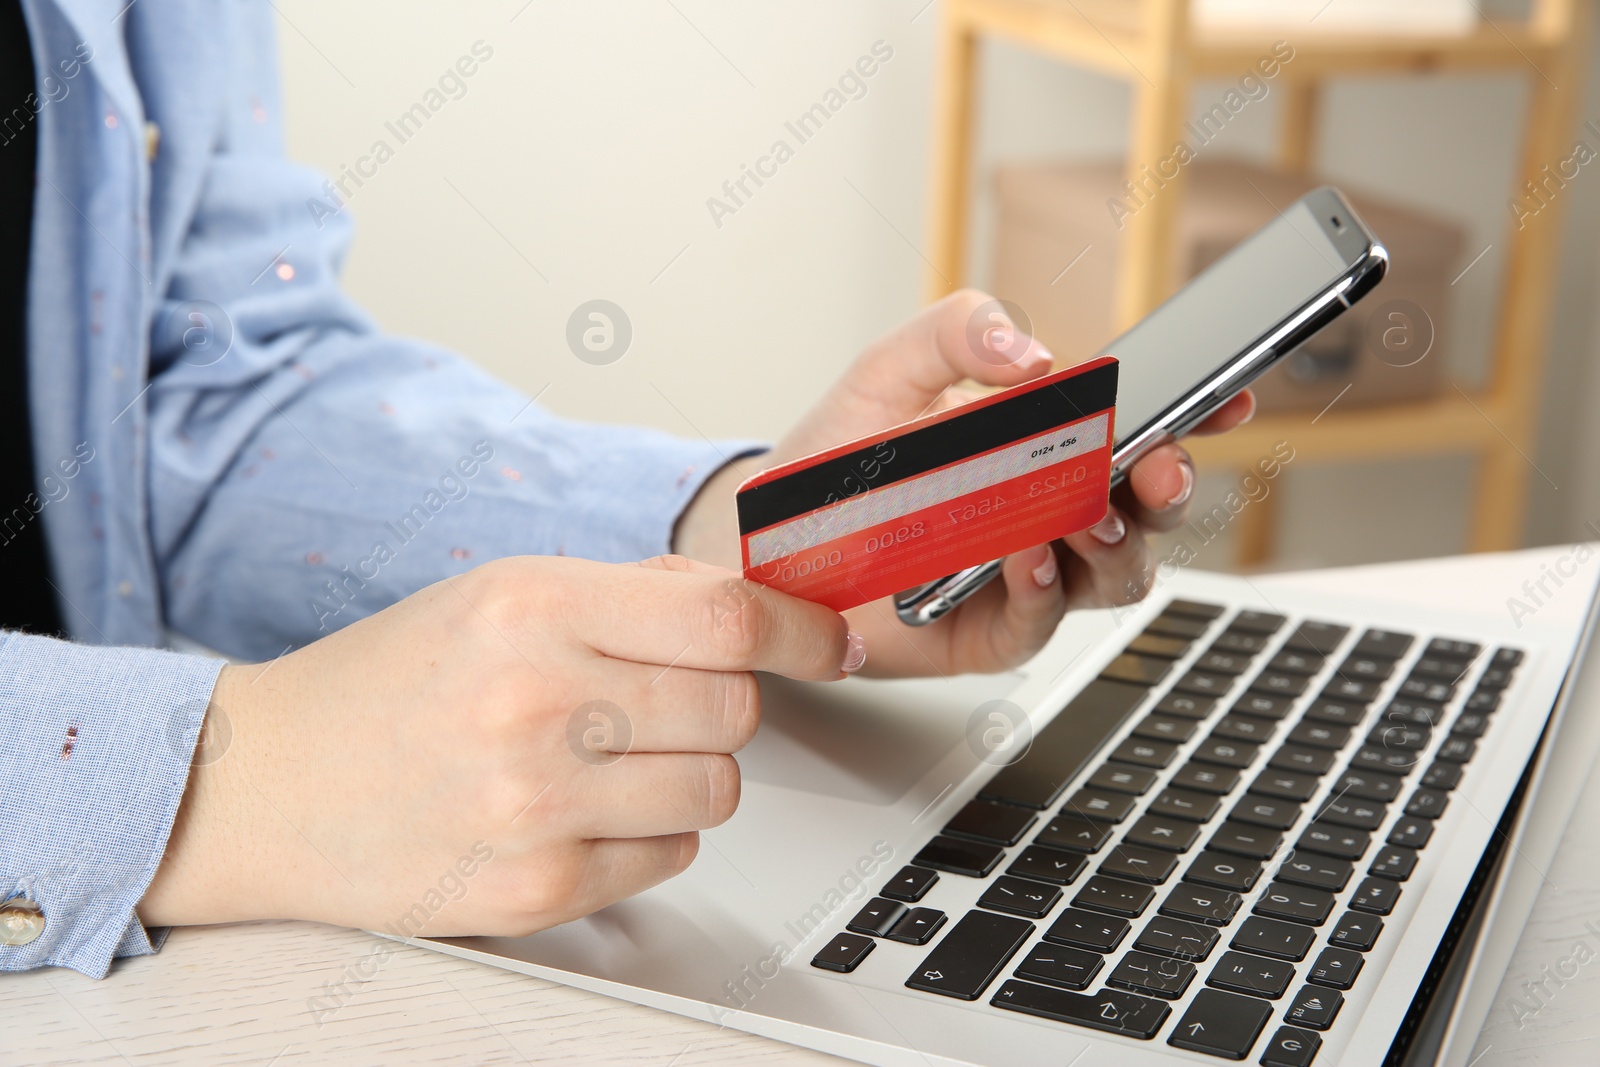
[737,356,1117,612]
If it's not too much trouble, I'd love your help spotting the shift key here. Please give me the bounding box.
[905,911,1034,1001]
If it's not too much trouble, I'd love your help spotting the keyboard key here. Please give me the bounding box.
[1172,762,1242,795]
[1160,883,1242,926]
[1208,821,1283,860]
[1253,883,1335,926]
[1269,649,1325,675]
[1186,851,1263,893]
[1337,654,1395,680]
[1175,670,1235,697]
[1088,762,1159,795]
[1208,949,1296,999]
[1315,797,1386,831]
[1261,1025,1323,1066]
[1036,814,1114,853]
[1411,656,1471,682]
[1370,845,1418,881]
[1099,844,1178,884]
[1304,698,1366,726]
[846,897,906,937]
[1350,876,1402,915]
[1270,746,1338,775]
[1329,912,1383,951]
[980,678,1150,809]
[1232,610,1287,634]
[1101,653,1175,687]
[1405,788,1449,819]
[886,907,948,945]
[1213,715,1276,744]
[990,980,1170,1038]
[1367,724,1430,752]
[1198,650,1254,675]
[1350,745,1422,774]
[1491,647,1525,669]
[1381,699,1443,727]
[915,836,1004,877]
[1286,722,1350,751]
[1168,598,1227,620]
[1353,629,1414,660]
[1274,854,1351,892]
[1307,946,1365,990]
[881,865,938,903]
[1387,816,1434,849]
[1212,630,1271,654]
[811,932,875,973]
[1150,787,1222,822]
[1232,916,1316,961]
[1014,942,1103,991]
[1133,715,1199,744]
[1072,875,1155,917]
[1465,689,1503,713]
[1008,845,1088,885]
[1169,988,1274,1059]
[1426,638,1480,660]
[1156,692,1218,719]
[1233,692,1298,721]
[1109,737,1180,769]
[1251,671,1311,697]
[1043,907,1129,953]
[1477,666,1514,690]
[904,910,1034,1000]
[1296,822,1369,861]
[1128,632,1192,659]
[944,799,1037,846]
[1230,794,1302,830]
[1332,770,1402,803]
[1064,787,1137,823]
[1284,985,1343,1030]
[1193,737,1260,769]
[979,875,1063,919]
[1109,950,1196,999]
[1322,677,1383,703]
[1147,614,1213,639]
[1125,814,1202,853]
[1399,678,1455,704]
[1136,916,1220,961]
[1437,737,1478,763]
[1252,769,1321,802]
[1286,621,1349,654]
[1452,711,1491,738]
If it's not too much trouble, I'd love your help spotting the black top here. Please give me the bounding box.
[0,0,65,635]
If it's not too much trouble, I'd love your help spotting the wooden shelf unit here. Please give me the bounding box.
[925,0,1592,562]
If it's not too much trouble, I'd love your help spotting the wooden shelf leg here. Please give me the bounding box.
[925,2,978,302]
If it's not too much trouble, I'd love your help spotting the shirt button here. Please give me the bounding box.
[0,897,44,947]
[117,580,134,597]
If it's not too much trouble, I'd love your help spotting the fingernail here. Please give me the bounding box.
[1089,512,1126,545]
[1167,460,1194,508]
[1031,547,1058,588]
[1240,391,1258,424]
[842,631,867,674]
[1022,342,1055,370]
[983,319,1018,356]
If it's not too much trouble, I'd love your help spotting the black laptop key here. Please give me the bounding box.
[990,980,1170,1039]
[1014,943,1103,991]
[1274,854,1351,892]
[1208,949,1296,999]
[1213,715,1275,744]
[1404,788,1449,819]
[1437,736,1478,763]
[1251,671,1311,698]
[1101,653,1176,687]
[886,907,948,945]
[1268,650,1325,676]
[1382,699,1443,727]
[1411,656,1471,682]
[905,910,1034,1000]
[1332,770,1402,803]
[1036,814,1114,853]
[1451,711,1491,738]
[1286,621,1349,654]
[1157,691,1218,719]
[1125,813,1202,853]
[1261,1026,1323,1067]
[1329,912,1383,951]
[1399,677,1455,704]
[1043,907,1129,952]
[1194,737,1260,769]
[1008,845,1088,885]
[1477,665,1514,690]
[881,865,938,902]
[1169,988,1274,1059]
[1304,698,1366,727]
[1307,946,1364,990]
[1322,677,1383,703]
[1133,714,1199,744]
[1065,787,1137,823]
[915,836,1004,877]
[1422,761,1464,791]
[1316,797,1386,831]
[1366,723,1430,752]
[1350,745,1421,773]
[1128,632,1193,659]
[811,932,874,973]
[1172,761,1242,795]
[1349,877,1402,915]
[1168,598,1227,620]
[1427,637,1480,660]
[1286,721,1350,751]
[1072,875,1155,917]
[1100,843,1179,884]
[1465,689,1503,713]
[1147,614,1213,639]
[1230,794,1301,830]
[979,678,1151,809]
[1175,670,1235,697]
[1150,786,1222,823]
[1160,883,1242,926]
[1136,916,1220,961]
[1186,851,1263,893]
[1387,816,1434,849]
[1491,647,1525,669]
[1108,950,1196,999]
[1296,822,1369,861]
[1337,654,1394,680]
[1198,649,1254,675]
[1284,986,1342,1030]
[1252,769,1321,802]
[1269,746,1337,775]
[943,799,1037,845]
[1233,692,1298,721]
[846,897,906,937]
[1232,610,1287,635]
[1208,821,1283,860]
[1353,629,1414,660]
[1231,916,1316,962]
[1109,737,1180,769]
[1088,762,1159,795]
[1370,845,1418,881]
[979,875,1063,919]
[1253,883,1335,926]
[1213,630,1271,654]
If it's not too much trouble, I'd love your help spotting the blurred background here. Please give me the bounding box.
[273,0,1600,575]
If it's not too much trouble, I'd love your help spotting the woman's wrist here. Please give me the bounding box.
[671,453,766,570]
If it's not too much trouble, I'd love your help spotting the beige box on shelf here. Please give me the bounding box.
[989,159,1466,414]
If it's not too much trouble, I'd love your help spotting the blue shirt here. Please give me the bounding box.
[2,0,753,977]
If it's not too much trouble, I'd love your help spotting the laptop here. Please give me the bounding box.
[404,550,1600,1066]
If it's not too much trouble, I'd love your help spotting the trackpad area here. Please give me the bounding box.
[742,671,1026,805]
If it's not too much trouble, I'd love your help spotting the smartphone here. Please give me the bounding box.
[895,185,1387,625]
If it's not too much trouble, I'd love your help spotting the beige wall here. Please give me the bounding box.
[275,1,1600,569]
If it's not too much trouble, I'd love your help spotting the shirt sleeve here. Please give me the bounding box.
[0,630,222,978]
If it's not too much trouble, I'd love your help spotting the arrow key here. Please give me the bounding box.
[1261,1025,1323,1066]
[845,897,905,937]
[1167,988,1273,1059]
[885,907,948,946]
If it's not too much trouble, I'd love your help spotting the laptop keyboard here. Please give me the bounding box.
[809,598,1524,1063]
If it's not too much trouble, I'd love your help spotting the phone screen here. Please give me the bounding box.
[1105,200,1354,447]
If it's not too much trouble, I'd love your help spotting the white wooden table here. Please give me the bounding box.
[8,548,1600,1066]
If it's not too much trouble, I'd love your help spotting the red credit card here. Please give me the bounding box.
[737,356,1117,611]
